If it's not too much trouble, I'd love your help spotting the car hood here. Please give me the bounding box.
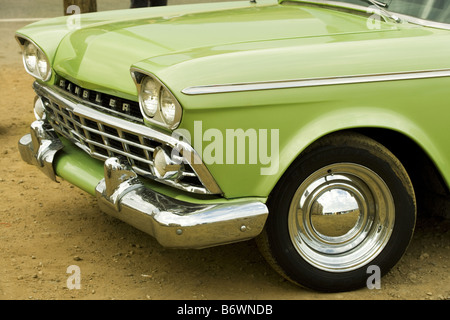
[48,0,403,99]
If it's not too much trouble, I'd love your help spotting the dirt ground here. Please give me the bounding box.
[0,22,449,301]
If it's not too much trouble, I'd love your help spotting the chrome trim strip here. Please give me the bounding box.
[182,69,450,95]
[33,82,223,195]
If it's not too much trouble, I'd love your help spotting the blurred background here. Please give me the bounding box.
[0,0,240,19]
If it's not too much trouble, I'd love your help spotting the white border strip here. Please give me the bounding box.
[182,69,450,95]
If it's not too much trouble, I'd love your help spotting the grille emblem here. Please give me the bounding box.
[56,76,142,121]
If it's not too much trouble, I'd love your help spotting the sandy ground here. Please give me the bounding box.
[0,2,449,301]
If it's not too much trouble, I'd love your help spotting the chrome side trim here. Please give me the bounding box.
[182,69,450,95]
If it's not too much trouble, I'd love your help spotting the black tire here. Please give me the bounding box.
[256,131,416,292]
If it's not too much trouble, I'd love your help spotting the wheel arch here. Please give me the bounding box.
[354,127,450,218]
[271,126,449,218]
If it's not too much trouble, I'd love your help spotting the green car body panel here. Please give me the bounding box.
[16,0,450,200]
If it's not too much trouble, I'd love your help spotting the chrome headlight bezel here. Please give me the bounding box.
[16,36,52,82]
[131,69,182,130]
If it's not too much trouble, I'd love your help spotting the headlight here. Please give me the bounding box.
[140,77,159,118]
[160,88,177,126]
[37,50,50,80]
[133,70,182,130]
[24,41,38,72]
[19,38,51,81]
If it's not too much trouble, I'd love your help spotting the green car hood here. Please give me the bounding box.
[37,0,404,99]
[18,1,448,105]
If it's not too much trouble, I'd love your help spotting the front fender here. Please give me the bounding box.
[180,76,450,199]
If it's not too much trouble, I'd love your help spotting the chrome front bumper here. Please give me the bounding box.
[18,120,269,249]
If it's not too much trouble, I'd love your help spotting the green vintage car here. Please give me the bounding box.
[16,0,450,292]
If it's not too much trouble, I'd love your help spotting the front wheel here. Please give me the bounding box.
[257,132,416,292]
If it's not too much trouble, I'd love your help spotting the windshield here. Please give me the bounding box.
[336,0,450,24]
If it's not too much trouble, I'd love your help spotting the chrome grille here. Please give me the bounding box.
[41,95,205,193]
[56,76,143,121]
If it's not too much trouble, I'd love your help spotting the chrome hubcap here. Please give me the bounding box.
[288,163,395,272]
